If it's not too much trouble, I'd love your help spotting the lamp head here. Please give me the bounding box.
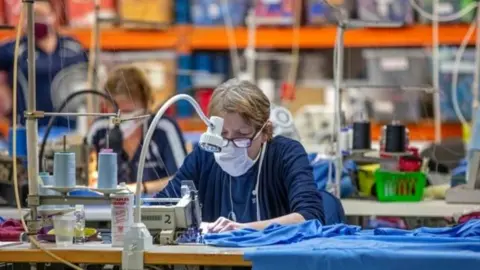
[199,116,224,153]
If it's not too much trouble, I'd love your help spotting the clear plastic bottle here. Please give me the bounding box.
[74,205,86,244]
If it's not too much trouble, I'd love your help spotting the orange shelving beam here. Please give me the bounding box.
[0,24,477,50]
[0,27,179,50]
[191,24,476,49]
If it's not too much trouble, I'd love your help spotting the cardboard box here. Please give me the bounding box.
[132,59,176,110]
[119,0,172,28]
[287,86,325,114]
[65,0,116,27]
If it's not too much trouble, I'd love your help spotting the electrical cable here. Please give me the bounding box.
[86,0,102,118]
[11,5,82,269]
[284,0,302,105]
[38,89,119,172]
[221,0,241,78]
[409,0,477,22]
[451,19,476,125]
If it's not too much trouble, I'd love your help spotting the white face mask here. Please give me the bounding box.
[119,110,146,139]
[214,123,267,177]
[214,144,255,177]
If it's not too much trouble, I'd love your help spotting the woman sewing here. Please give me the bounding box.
[155,79,324,232]
[87,65,187,194]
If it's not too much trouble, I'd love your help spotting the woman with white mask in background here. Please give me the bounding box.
[87,65,187,194]
[155,79,324,232]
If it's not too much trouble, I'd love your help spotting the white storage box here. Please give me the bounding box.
[363,48,430,87]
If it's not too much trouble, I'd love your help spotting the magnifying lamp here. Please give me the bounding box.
[122,94,223,269]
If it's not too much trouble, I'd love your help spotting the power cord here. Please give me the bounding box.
[451,19,476,125]
[221,0,241,78]
[11,4,82,270]
[409,0,477,22]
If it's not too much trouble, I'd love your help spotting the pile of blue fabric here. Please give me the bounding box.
[204,219,480,270]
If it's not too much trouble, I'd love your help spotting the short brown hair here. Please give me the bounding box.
[104,65,152,108]
[208,79,273,139]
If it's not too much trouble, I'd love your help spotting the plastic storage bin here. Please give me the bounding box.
[191,0,248,26]
[254,0,298,26]
[374,170,426,202]
[363,48,430,86]
[306,0,354,25]
[417,0,475,24]
[362,49,429,122]
[357,0,414,24]
[437,48,479,122]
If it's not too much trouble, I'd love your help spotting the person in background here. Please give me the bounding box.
[87,65,187,195]
[155,79,325,232]
[0,74,11,139]
[0,0,87,127]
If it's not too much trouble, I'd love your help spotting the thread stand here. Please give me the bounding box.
[331,12,403,197]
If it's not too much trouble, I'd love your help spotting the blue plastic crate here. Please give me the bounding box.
[191,0,248,26]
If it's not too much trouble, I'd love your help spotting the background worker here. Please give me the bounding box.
[0,0,87,128]
[87,65,187,195]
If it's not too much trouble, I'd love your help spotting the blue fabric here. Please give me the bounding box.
[319,190,345,225]
[451,158,467,176]
[88,115,187,185]
[245,237,480,270]
[156,136,325,224]
[373,219,480,238]
[0,35,88,127]
[308,155,356,198]
[204,220,360,247]
[204,219,480,270]
[205,219,480,248]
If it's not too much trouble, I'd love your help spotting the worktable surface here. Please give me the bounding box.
[0,243,250,266]
[1,199,478,221]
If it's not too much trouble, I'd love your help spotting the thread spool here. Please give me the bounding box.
[339,127,351,155]
[8,127,27,158]
[53,152,76,188]
[352,121,372,151]
[384,123,407,153]
[38,172,57,211]
[76,106,88,137]
[97,149,118,189]
[347,126,354,150]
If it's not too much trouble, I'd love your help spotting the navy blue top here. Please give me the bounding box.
[0,35,88,127]
[156,136,325,224]
[87,115,187,185]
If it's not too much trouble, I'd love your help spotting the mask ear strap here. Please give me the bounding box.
[253,121,269,140]
[255,143,267,221]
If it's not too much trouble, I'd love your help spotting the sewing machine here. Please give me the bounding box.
[0,154,28,206]
[137,183,202,245]
[446,107,480,204]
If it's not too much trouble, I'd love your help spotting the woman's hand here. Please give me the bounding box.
[207,217,245,233]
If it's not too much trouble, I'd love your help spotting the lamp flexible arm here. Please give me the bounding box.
[134,94,212,223]
[39,90,119,172]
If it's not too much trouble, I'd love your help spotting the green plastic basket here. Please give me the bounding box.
[374,170,426,202]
